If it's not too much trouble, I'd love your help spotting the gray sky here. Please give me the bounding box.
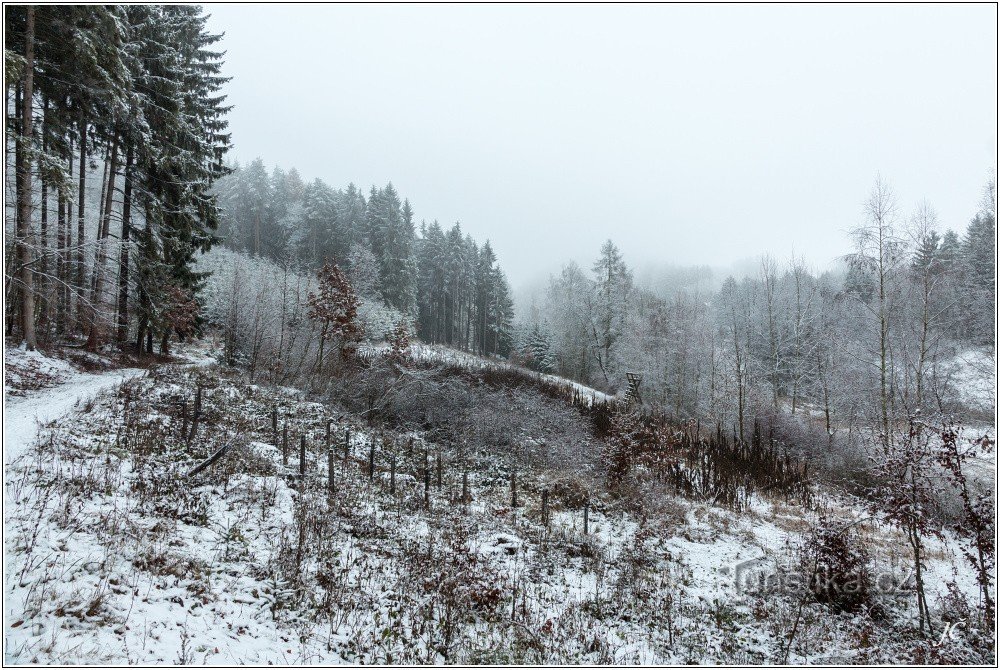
[206,3,997,290]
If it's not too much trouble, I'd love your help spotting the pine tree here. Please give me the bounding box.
[416,220,447,343]
[911,230,942,276]
[527,322,555,372]
[379,188,417,314]
[591,239,633,383]
[962,206,997,344]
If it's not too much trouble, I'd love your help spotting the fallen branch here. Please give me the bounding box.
[187,442,232,477]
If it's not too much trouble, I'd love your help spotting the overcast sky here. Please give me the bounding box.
[205,3,997,290]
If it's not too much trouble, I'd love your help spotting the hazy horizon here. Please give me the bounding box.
[206,3,997,291]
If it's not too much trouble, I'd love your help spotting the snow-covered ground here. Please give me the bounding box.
[945,348,997,415]
[2,339,993,664]
[363,341,616,405]
[4,365,144,463]
[3,345,78,397]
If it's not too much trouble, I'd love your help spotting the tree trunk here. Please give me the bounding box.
[160,326,171,355]
[87,135,119,350]
[57,185,66,336]
[8,85,23,338]
[38,96,48,332]
[76,118,87,332]
[16,7,37,350]
[117,144,134,343]
[64,138,73,332]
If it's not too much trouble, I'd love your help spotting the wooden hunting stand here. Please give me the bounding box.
[624,372,643,407]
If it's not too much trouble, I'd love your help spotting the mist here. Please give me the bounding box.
[206,3,996,290]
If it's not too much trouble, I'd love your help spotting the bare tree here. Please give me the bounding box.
[849,176,905,451]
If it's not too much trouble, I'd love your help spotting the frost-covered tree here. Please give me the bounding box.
[379,190,417,314]
[590,240,633,384]
[4,4,231,352]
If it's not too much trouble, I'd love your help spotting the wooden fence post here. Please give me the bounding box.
[583,501,590,535]
[272,405,278,445]
[187,386,202,443]
[511,471,518,508]
[436,452,443,489]
[424,468,431,507]
[542,488,549,526]
[390,455,396,494]
[368,440,376,481]
[423,452,431,508]
[462,467,469,505]
[282,423,288,466]
[180,400,188,440]
[299,434,306,476]
[328,439,336,497]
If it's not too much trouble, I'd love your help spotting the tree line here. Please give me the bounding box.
[522,175,996,450]
[5,5,230,353]
[213,159,515,356]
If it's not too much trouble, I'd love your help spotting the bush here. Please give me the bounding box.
[800,516,874,613]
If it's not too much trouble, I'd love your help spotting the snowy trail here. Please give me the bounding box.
[3,367,145,464]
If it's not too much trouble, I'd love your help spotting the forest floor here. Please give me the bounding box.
[2,337,994,664]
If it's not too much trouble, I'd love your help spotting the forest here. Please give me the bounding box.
[212,160,515,360]
[3,3,997,666]
[5,5,229,355]
[519,180,996,455]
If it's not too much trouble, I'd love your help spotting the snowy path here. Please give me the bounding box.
[4,367,145,464]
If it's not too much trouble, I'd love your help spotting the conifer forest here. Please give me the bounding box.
[3,4,997,666]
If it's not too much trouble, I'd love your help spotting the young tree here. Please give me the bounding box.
[904,202,945,412]
[848,177,906,451]
[307,262,363,371]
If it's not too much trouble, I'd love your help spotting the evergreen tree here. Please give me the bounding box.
[962,206,997,344]
[526,322,555,372]
[911,230,942,276]
[591,239,633,383]
[4,5,231,351]
[379,188,417,313]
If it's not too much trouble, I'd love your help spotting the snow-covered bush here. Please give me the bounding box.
[196,247,415,383]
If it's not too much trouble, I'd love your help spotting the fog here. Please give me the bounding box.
[206,3,997,290]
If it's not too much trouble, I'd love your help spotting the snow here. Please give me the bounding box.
[3,366,144,463]
[374,341,615,404]
[945,348,997,414]
[2,337,993,664]
[3,345,77,395]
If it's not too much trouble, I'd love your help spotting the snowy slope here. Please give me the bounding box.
[2,339,991,664]
[362,341,617,405]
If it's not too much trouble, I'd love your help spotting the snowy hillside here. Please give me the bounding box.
[3,338,993,664]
